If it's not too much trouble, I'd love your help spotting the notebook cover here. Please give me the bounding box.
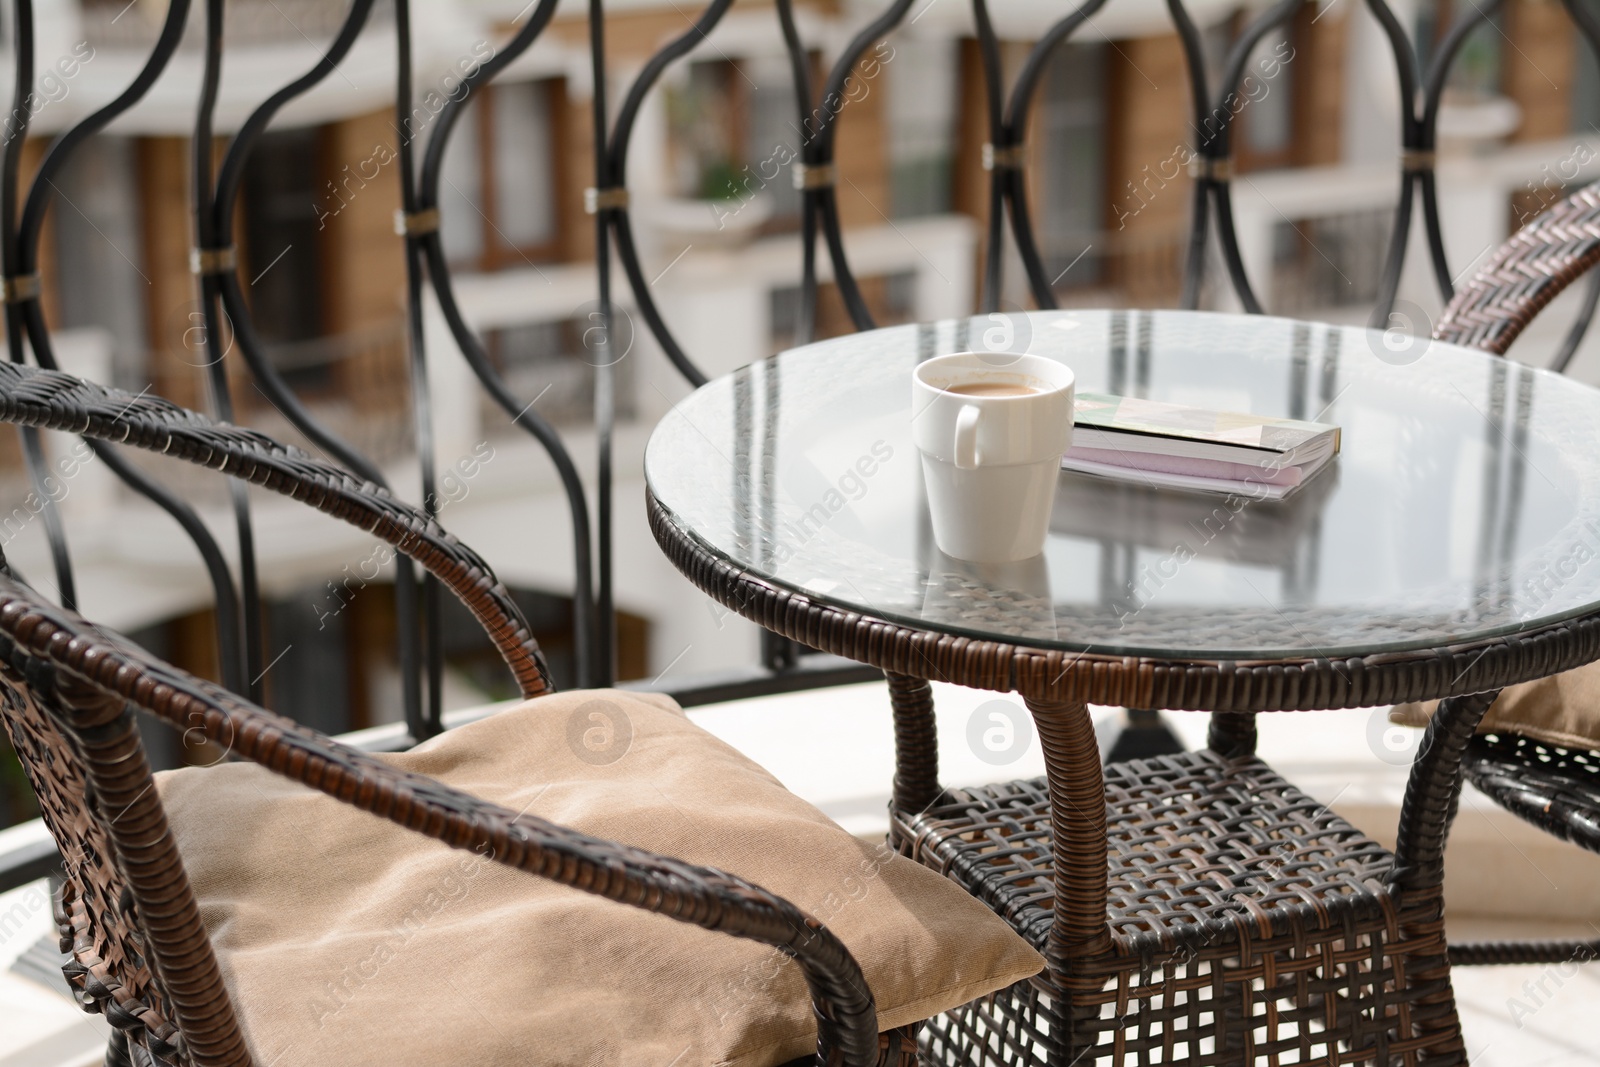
[1073,392,1341,456]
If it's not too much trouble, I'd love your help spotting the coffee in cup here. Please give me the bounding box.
[910,352,1075,562]
[944,381,1047,398]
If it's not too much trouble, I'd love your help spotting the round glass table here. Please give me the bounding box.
[644,309,1592,1066]
[646,308,1600,710]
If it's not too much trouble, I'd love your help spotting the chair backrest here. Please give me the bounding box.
[1435,181,1600,357]
[0,360,554,699]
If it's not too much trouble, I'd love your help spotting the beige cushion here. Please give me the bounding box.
[1390,662,1600,750]
[156,689,1042,1067]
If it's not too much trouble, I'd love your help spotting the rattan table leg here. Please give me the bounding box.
[1390,690,1500,1066]
[1206,711,1257,757]
[1022,694,1113,1067]
[887,673,941,821]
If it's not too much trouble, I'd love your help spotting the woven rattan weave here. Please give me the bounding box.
[1436,733,1600,967]
[1430,180,1600,967]
[895,752,1449,1066]
[1434,182,1600,357]
[0,360,923,1067]
[648,490,1600,713]
[1462,733,1600,854]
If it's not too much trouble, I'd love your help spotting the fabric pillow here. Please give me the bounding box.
[156,689,1042,1067]
[1389,662,1600,750]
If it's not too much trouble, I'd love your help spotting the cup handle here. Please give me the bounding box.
[954,404,980,469]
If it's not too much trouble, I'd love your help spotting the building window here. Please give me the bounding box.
[487,80,558,252]
[1268,207,1389,315]
[1235,27,1297,169]
[742,54,802,222]
[1573,38,1600,134]
[666,57,802,227]
[1415,0,1503,100]
[439,101,484,266]
[482,313,636,427]
[887,37,957,218]
[438,78,563,270]
[668,60,745,201]
[1040,41,1106,291]
[51,134,148,390]
[243,126,330,393]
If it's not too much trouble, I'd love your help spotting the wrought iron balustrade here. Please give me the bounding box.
[1,0,1600,893]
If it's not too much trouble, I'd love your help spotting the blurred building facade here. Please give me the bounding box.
[0,0,1594,764]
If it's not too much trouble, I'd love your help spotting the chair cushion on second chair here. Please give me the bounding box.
[156,689,1043,1067]
[1390,661,1600,751]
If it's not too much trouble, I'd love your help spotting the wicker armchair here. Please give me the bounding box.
[0,360,916,1067]
[1424,179,1600,965]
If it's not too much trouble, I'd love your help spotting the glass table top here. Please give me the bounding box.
[644,309,1600,660]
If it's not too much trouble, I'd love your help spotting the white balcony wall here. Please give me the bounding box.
[1342,1,1406,168]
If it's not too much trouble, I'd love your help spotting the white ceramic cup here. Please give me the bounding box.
[911,352,1074,562]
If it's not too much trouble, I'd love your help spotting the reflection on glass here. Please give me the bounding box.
[650,310,1600,658]
[921,550,1057,644]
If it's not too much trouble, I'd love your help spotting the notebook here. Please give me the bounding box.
[1063,393,1341,501]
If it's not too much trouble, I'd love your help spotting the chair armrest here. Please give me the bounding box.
[0,579,881,1067]
[0,360,551,699]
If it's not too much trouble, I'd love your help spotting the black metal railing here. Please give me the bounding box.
[2,0,1600,890]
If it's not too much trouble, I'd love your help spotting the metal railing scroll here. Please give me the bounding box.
[413,0,601,687]
[0,0,1597,744]
[788,0,915,334]
[967,0,1600,344]
[201,0,441,739]
[0,0,260,697]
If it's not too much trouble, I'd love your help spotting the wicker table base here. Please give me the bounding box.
[894,750,1462,1066]
[644,492,1506,1065]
